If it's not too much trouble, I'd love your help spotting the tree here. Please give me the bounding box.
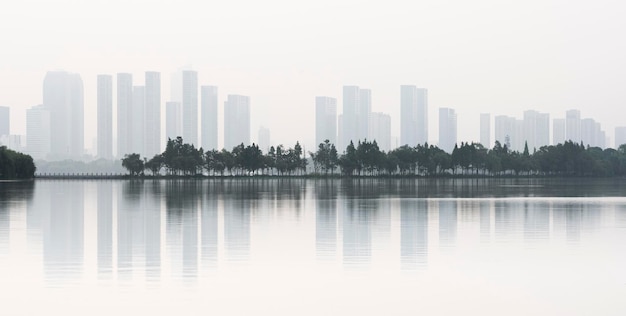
[144,154,163,176]
[122,153,144,176]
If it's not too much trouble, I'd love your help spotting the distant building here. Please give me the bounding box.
[117,73,133,157]
[369,112,391,152]
[224,95,250,150]
[341,86,370,149]
[144,71,161,157]
[523,110,549,152]
[400,86,428,146]
[615,127,626,149]
[166,102,182,141]
[43,71,84,160]
[439,108,457,153]
[495,115,521,151]
[26,104,51,160]
[258,127,270,153]
[0,106,9,137]
[315,96,337,146]
[553,118,565,145]
[566,109,581,143]
[97,75,113,160]
[131,86,145,156]
[182,70,198,146]
[201,86,218,150]
[0,135,23,152]
[480,113,490,148]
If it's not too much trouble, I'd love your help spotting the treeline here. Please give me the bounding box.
[121,137,626,177]
[0,146,36,179]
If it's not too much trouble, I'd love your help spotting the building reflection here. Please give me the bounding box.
[523,201,550,243]
[44,181,84,281]
[438,200,457,249]
[144,181,162,280]
[342,197,372,267]
[400,200,428,269]
[118,181,144,280]
[97,181,113,278]
[479,200,491,243]
[201,182,218,267]
[223,181,252,262]
[165,180,200,280]
[314,180,338,260]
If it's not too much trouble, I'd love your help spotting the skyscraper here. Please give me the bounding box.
[0,106,9,137]
[131,86,145,156]
[26,104,50,160]
[523,110,550,152]
[144,71,161,157]
[400,86,428,146]
[201,86,218,150]
[615,127,626,148]
[258,127,270,152]
[97,75,113,160]
[117,73,133,157]
[439,108,457,153]
[182,70,198,146]
[43,71,84,160]
[368,112,391,152]
[224,95,250,150]
[566,109,581,143]
[495,115,523,151]
[480,113,490,148]
[341,86,359,150]
[166,102,182,141]
[358,89,371,141]
[315,96,337,146]
[553,118,565,145]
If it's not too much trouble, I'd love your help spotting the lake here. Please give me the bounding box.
[1,178,626,315]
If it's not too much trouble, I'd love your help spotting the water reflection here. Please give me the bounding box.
[0,179,624,285]
[400,200,428,269]
[315,180,337,260]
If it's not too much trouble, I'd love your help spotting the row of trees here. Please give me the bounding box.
[121,137,626,177]
[122,137,308,176]
[0,146,36,179]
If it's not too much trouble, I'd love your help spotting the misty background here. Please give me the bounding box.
[1,0,626,152]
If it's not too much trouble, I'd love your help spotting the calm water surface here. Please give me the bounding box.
[1,178,626,315]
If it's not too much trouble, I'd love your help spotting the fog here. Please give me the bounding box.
[2,0,626,152]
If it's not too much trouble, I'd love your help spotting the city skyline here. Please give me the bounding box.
[3,71,626,160]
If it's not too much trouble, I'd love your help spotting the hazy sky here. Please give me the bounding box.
[2,0,626,151]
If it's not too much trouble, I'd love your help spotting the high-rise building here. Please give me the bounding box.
[553,118,565,145]
[182,70,198,146]
[358,89,371,141]
[224,95,250,150]
[145,72,161,157]
[97,75,113,160]
[315,96,337,146]
[117,73,133,157]
[341,86,360,150]
[43,71,84,160]
[131,86,145,156]
[480,113,490,148]
[0,106,9,137]
[615,127,626,149]
[439,108,457,153]
[495,115,520,151]
[258,127,270,153]
[368,112,391,152]
[523,110,550,152]
[26,104,50,160]
[566,109,581,143]
[166,102,182,141]
[400,86,428,146]
[201,86,218,150]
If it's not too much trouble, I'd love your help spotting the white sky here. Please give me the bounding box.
[1,0,626,150]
